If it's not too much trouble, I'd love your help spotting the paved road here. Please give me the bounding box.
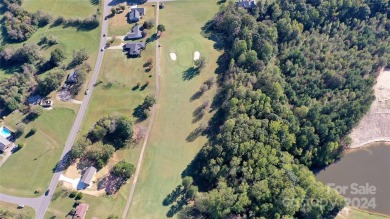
[0,0,111,218]
[121,1,162,218]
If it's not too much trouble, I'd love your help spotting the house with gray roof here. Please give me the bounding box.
[80,167,97,187]
[66,70,78,84]
[129,8,145,22]
[236,0,256,9]
[0,136,13,152]
[126,25,143,39]
[124,42,145,57]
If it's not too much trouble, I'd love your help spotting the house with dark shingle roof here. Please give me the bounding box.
[66,70,78,84]
[124,42,145,57]
[236,0,256,9]
[80,167,96,187]
[129,8,145,22]
[126,25,143,39]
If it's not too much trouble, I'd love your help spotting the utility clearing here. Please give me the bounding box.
[349,69,390,148]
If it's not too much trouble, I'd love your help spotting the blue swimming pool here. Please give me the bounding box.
[0,126,12,138]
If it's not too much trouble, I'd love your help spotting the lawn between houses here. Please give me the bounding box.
[45,33,157,218]
[127,0,221,218]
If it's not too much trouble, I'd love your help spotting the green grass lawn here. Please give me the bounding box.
[127,0,221,218]
[0,201,35,219]
[23,0,97,18]
[0,107,76,197]
[79,44,156,134]
[108,3,156,37]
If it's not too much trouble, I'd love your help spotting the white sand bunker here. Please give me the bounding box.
[170,52,177,61]
[194,51,200,61]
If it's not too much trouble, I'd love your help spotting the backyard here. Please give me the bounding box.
[0,108,76,197]
[126,0,221,218]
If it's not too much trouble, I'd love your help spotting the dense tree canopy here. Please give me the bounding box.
[179,0,390,218]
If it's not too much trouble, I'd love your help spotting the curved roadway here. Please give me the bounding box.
[0,0,110,218]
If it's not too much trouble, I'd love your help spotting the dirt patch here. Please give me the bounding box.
[64,161,81,179]
[349,69,390,148]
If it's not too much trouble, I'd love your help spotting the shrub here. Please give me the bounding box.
[143,19,155,29]
[69,191,77,198]
[15,123,26,138]
[111,160,136,180]
[30,128,37,135]
[75,192,83,200]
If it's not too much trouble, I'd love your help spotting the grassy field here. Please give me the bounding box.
[0,107,76,197]
[23,0,97,18]
[108,3,155,37]
[337,208,390,219]
[0,201,35,219]
[127,0,221,218]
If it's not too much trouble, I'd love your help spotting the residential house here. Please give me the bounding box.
[66,70,78,84]
[75,203,89,219]
[129,8,145,22]
[126,25,143,39]
[124,42,145,57]
[236,0,256,9]
[0,136,14,152]
[80,167,97,187]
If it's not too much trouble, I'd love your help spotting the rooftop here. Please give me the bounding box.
[236,0,256,9]
[129,8,145,21]
[75,203,89,219]
[126,25,143,39]
[80,166,97,186]
[124,42,145,56]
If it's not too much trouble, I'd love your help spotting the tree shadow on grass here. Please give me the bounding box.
[190,91,203,102]
[163,185,188,218]
[132,105,148,122]
[163,185,182,206]
[52,152,72,173]
[166,197,186,218]
[182,67,200,81]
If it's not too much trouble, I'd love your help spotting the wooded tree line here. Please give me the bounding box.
[3,0,52,41]
[179,0,390,218]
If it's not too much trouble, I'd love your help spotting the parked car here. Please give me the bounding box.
[17,204,24,209]
[85,89,90,95]
[45,189,50,196]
